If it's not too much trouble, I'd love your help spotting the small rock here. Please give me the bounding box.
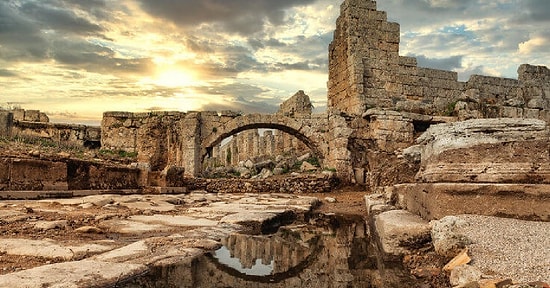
[526,282,550,288]
[56,152,71,158]
[324,197,337,203]
[444,248,471,272]
[33,220,68,231]
[258,168,273,179]
[244,160,254,169]
[193,239,221,250]
[78,203,94,209]
[297,153,311,162]
[300,161,316,172]
[431,216,471,257]
[74,226,103,234]
[450,265,482,287]
[458,281,480,288]
[273,167,285,175]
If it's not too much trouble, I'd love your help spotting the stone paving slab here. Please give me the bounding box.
[0,239,115,260]
[0,260,147,288]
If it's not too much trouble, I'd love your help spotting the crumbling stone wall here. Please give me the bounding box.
[211,91,315,167]
[278,90,313,117]
[102,109,330,180]
[326,0,550,186]
[328,0,550,121]
[0,109,100,148]
[0,157,140,191]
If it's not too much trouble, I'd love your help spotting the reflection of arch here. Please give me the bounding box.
[201,114,324,163]
[206,235,322,283]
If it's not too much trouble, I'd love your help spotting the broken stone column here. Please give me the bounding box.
[0,111,13,136]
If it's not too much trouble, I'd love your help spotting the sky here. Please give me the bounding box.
[0,0,548,125]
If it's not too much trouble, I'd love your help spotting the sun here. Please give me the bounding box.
[153,69,196,88]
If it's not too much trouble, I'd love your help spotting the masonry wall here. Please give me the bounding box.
[0,109,100,147]
[328,0,550,121]
[101,111,200,177]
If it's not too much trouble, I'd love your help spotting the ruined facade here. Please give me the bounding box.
[328,0,550,121]
[101,109,330,182]
[209,91,313,167]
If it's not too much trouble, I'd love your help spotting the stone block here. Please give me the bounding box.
[393,183,550,221]
[9,159,68,191]
[374,210,430,256]
[24,110,41,122]
[12,109,24,121]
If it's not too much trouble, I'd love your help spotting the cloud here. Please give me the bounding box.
[518,31,550,54]
[515,0,550,23]
[413,54,463,71]
[19,1,104,35]
[0,69,18,77]
[136,0,317,34]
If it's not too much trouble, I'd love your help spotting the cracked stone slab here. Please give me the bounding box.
[129,214,218,227]
[0,260,147,288]
[0,239,115,260]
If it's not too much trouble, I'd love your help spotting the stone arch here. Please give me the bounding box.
[201,114,325,164]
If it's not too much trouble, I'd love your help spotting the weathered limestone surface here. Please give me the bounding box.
[414,118,550,183]
[394,183,550,221]
[374,210,430,256]
[328,0,550,121]
[0,260,148,288]
[0,157,140,192]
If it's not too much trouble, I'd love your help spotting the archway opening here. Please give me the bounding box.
[202,126,322,179]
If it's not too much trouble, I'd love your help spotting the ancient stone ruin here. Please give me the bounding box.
[0,0,548,287]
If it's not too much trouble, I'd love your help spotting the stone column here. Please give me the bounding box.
[0,111,13,137]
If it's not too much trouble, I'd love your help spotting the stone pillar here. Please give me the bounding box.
[0,111,13,137]
[264,131,275,156]
[275,130,284,155]
[231,140,238,166]
[252,129,260,158]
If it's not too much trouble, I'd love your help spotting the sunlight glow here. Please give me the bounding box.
[139,68,198,88]
[154,69,196,87]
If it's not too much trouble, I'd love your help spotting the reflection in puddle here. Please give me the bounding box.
[214,246,274,276]
[211,232,317,280]
[122,214,378,287]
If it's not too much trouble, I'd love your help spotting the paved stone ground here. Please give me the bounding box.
[0,191,321,287]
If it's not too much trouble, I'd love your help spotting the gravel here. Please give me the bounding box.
[453,215,550,283]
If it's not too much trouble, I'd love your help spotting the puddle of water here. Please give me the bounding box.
[121,214,381,288]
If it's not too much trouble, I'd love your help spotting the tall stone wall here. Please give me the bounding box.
[101,111,201,177]
[328,0,550,121]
